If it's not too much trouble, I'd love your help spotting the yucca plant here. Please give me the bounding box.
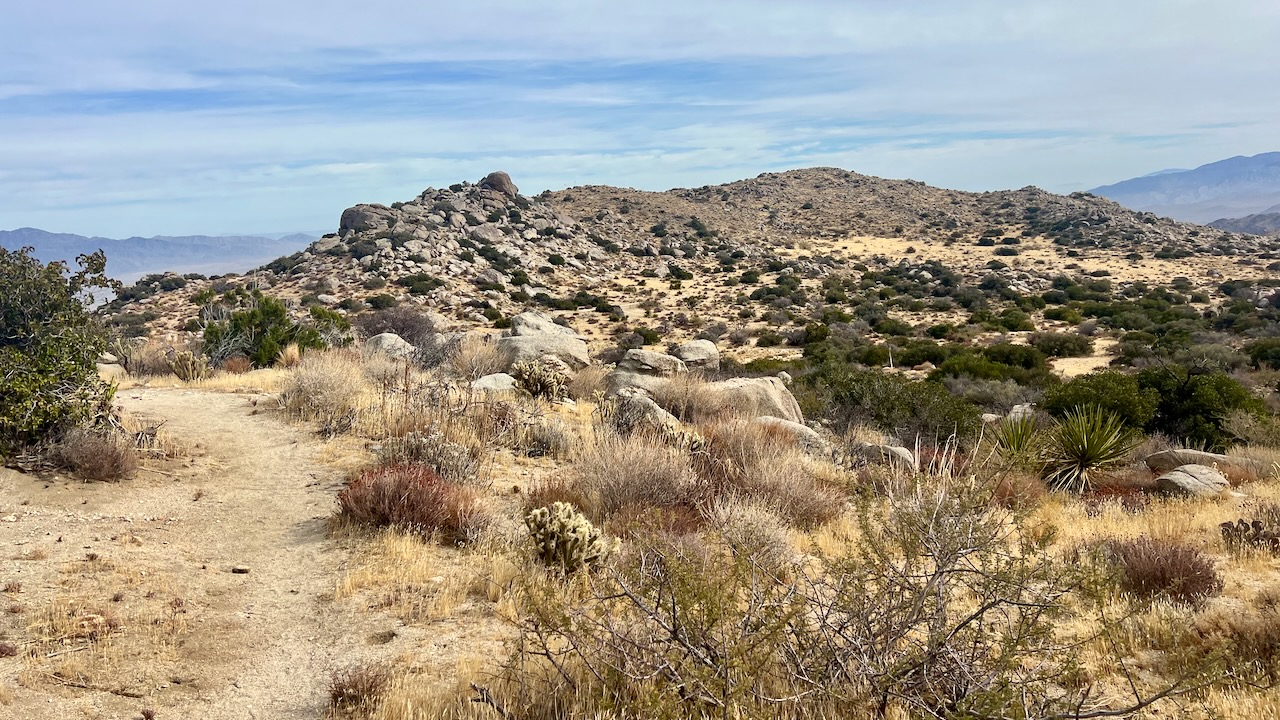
[991,414,1043,470]
[1044,406,1140,493]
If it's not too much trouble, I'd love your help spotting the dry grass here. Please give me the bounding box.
[275,341,302,368]
[648,372,728,423]
[279,350,365,424]
[449,334,508,381]
[50,428,138,481]
[571,432,697,519]
[566,363,609,401]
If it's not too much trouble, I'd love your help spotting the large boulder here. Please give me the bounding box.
[703,377,803,424]
[365,333,415,360]
[618,349,687,377]
[478,171,519,198]
[1145,449,1266,477]
[497,334,590,370]
[1156,464,1230,496]
[611,388,683,436]
[605,370,673,397]
[507,311,581,338]
[752,416,828,456]
[671,339,720,371]
[339,204,391,234]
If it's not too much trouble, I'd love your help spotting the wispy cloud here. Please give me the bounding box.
[1,0,1277,235]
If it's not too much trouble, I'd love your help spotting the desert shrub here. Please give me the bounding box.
[707,495,796,569]
[1136,364,1267,451]
[220,355,253,374]
[448,334,507,380]
[520,419,575,458]
[0,248,116,452]
[1044,406,1140,493]
[376,430,481,483]
[336,464,485,543]
[328,662,391,715]
[1246,337,1280,370]
[941,376,1039,413]
[1030,331,1095,358]
[510,358,569,400]
[647,373,726,423]
[50,428,137,481]
[1102,537,1223,608]
[811,367,981,443]
[566,364,609,400]
[274,342,302,368]
[109,338,171,377]
[526,502,619,573]
[353,306,440,346]
[201,295,327,367]
[990,414,1043,470]
[989,470,1049,510]
[278,351,364,430]
[571,433,696,520]
[1042,371,1159,430]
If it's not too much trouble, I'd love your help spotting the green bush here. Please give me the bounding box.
[1030,331,1094,358]
[813,367,981,442]
[1246,338,1280,370]
[1041,371,1158,430]
[201,295,330,367]
[1136,365,1267,451]
[1044,406,1140,493]
[0,248,117,452]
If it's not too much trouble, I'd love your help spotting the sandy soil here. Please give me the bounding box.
[0,390,410,719]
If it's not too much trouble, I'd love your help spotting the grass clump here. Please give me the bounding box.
[1102,536,1223,608]
[336,464,486,544]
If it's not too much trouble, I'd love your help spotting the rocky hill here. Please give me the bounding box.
[1091,151,1280,223]
[1210,207,1280,237]
[106,168,1276,347]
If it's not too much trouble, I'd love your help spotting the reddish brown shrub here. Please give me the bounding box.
[605,504,707,539]
[990,471,1048,510]
[329,661,391,713]
[220,355,253,374]
[1104,537,1223,607]
[337,464,486,544]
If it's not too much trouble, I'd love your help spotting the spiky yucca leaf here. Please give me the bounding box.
[991,414,1043,468]
[1045,406,1139,493]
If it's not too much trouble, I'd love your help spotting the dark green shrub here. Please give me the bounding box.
[201,296,327,367]
[813,368,981,442]
[1246,338,1280,370]
[1042,372,1158,430]
[1136,365,1267,451]
[1030,332,1094,358]
[366,294,397,309]
[0,248,116,452]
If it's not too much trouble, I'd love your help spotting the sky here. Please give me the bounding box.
[1,0,1277,238]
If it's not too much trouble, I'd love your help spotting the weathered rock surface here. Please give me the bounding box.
[471,373,518,393]
[671,339,720,371]
[619,349,687,377]
[365,333,415,360]
[1145,449,1265,476]
[703,377,803,424]
[478,171,519,198]
[1156,464,1230,496]
[497,334,590,370]
[507,311,581,338]
[852,443,918,471]
[751,416,828,455]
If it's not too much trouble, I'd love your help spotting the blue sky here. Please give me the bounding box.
[2,0,1277,237]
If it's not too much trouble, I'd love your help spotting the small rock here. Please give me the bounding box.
[231,566,251,574]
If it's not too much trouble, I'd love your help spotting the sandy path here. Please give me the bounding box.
[0,389,393,719]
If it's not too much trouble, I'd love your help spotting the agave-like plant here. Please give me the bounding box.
[991,414,1044,469]
[1044,406,1140,493]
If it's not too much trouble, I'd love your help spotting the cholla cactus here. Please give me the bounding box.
[511,359,569,400]
[166,349,210,381]
[526,502,619,573]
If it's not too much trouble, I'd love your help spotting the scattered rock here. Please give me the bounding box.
[1008,404,1035,421]
[364,333,416,360]
[671,339,720,371]
[1156,464,1229,496]
[471,373,518,393]
[1145,449,1266,477]
[618,349,687,377]
[507,311,581,338]
[497,334,590,370]
[853,443,918,472]
[776,371,792,386]
[231,566,251,574]
[751,416,829,455]
[315,294,339,306]
[981,413,1003,423]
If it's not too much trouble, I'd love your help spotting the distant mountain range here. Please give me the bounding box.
[1208,206,1280,236]
[0,228,318,282]
[1091,151,1280,223]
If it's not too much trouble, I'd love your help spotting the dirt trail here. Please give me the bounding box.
[0,389,398,719]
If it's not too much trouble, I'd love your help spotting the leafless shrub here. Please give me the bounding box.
[567,364,609,400]
[520,418,575,458]
[648,373,727,423]
[328,661,391,715]
[707,495,796,569]
[572,433,696,519]
[337,464,486,544]
[989,470,1048,510]
[1102,536,1223,608]
[220,355,253,374]
[449,334,508,380]
[51,428,137,481]
[376,430,481,483]
[279,351,365,429]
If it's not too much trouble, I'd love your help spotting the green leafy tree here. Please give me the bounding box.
[0,248,118,452]
[1136,364,1266,450]
[1041,371,1159,430]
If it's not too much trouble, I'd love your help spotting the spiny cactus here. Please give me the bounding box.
[166,349,211,381]
[526,502,619,573]
[510,359,569,400]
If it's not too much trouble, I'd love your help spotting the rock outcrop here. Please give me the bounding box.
[478,171,519,198]
[671,339,720,371]
[1145,449,1265,477]
[1156,464,1230,496]
[364,332,415,360]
